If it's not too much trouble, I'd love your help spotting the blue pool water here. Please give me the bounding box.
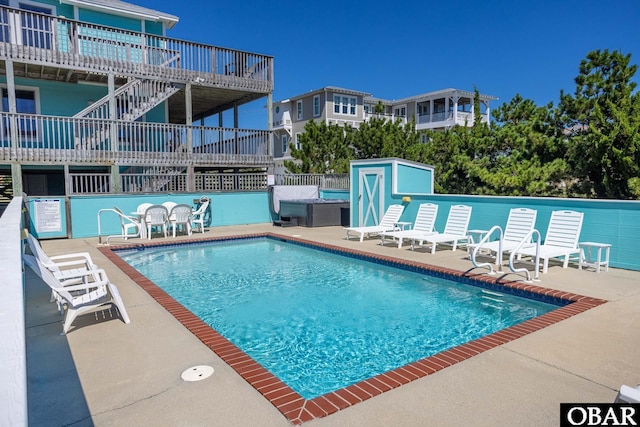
[118,237,558,399]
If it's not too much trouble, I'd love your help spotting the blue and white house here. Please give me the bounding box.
[0,0,274,198]
[272,87,498,174]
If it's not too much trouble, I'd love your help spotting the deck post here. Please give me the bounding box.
[185,82,193,153]
[108,74,117,153]
[10,163,22,196]
[267,92,273,158]
[187,165,194,192]
[111,165,120,193]
[5,60,18,159]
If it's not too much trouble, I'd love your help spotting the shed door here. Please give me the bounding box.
[358,168,384,226]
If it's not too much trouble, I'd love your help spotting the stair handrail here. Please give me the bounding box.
[73,79,140,119]
[471,225,503,275]
[508,229,541,282]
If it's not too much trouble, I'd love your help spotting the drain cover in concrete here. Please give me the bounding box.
[181,365,214,382]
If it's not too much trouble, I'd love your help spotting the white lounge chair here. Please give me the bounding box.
[615,384,640,404]
[345,204,405,242]
[169,204,193,237]
[23,254,130,334]
[379,203,438,248]
[26,233,97,285]
[191,199,210,234]
[145,205,169,240]
[409,204,472,253]
[470,207,538,269]
[513,210,584,273]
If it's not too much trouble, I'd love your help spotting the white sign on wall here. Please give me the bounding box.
[34,199,62,233]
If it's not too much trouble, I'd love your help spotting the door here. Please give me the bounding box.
[358,168,384,227]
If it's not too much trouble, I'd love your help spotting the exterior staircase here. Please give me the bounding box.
[74,78,181,149]
[121,165,188,193]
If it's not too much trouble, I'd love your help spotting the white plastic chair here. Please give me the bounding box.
[136,203,153,214]
[135,203,153,239]
[162,201,177,220]
[409,205,473,253]
[380,203,438,248]
[513,210,584,273]
[191,199,210,234]
[615,384,640,403]
[145,205,169,240]
[26,233,97,284]
[470,207,537,271]
[23,254,130,334]
[169,204,193,237]
[344,204,405,242]
[113,206,141,240]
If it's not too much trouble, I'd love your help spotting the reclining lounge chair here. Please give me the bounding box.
[409,204,472,253]
[345,204,405,242]
[379,203,438,248]
[512,210,584,273]
[23,254,131,334]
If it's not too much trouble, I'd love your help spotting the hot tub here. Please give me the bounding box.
[278,199,350,227]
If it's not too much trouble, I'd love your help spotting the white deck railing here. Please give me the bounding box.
[274,173,350,189]
[66,172,350,194]
[0,113,272,166]
[0,5,273,91]
[0,197,27,427]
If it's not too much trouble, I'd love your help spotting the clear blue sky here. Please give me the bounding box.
[136,0,640,130]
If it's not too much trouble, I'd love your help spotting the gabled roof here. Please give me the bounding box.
[59,0,179,29]
[376,88,499,104]
[280,86,372,103]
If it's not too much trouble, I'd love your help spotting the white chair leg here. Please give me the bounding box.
[108,284,130,325]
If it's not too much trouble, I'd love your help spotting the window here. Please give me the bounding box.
[2,87,39,140]
[18,1,54,49]
[296,100,303,120]
[313,95,320,117]
[394,106,406,117]
[333,95,357,116]
[281,135,287,153]
[295,133,301,150]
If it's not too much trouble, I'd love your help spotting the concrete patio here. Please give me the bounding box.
[26,224,640,426]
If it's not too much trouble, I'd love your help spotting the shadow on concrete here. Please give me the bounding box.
[24,268,94,427]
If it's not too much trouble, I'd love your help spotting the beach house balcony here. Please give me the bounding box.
[413,89,497,131]
[0,4,274,169]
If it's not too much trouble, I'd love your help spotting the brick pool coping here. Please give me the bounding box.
[99,233,607,425]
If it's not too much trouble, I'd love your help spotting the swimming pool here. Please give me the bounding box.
[103,233,605,424]
[118,236,558,399]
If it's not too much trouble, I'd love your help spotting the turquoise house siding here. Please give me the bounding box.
[145,21,164,36]
[78,9,142,32]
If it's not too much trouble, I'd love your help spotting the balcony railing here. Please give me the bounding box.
[0,112,272,165]
[66,172,351,194]
[273,173,350,190]
[0,5,273,92]
[417,111,489,125]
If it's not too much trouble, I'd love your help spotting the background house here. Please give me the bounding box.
[272,87,497,174]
